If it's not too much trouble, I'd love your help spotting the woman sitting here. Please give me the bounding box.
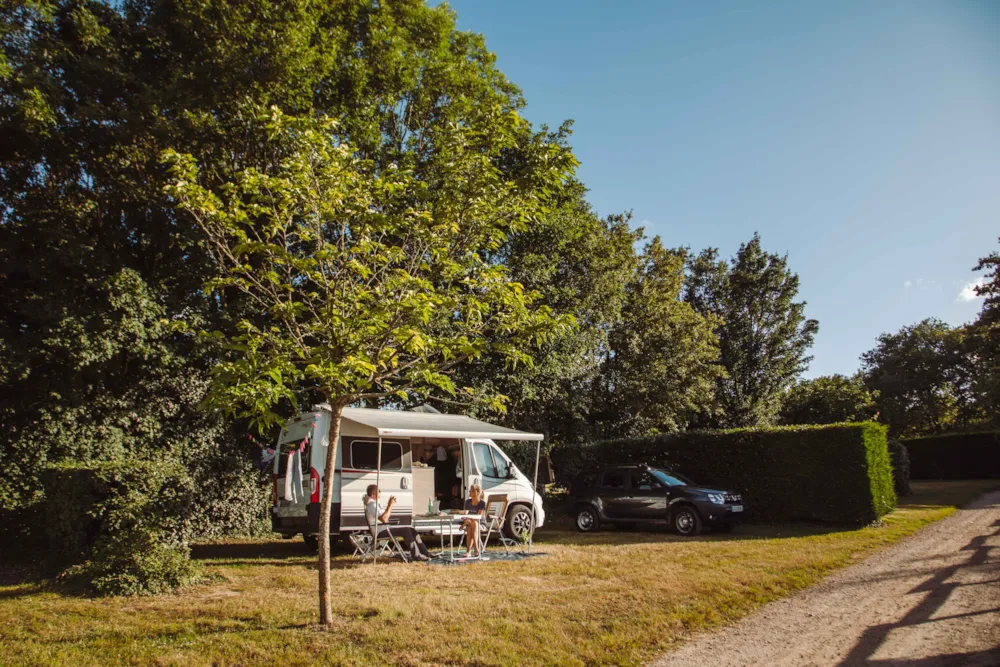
[462,483,487,558]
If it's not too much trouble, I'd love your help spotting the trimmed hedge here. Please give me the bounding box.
[41,460,197,596]
[551,422,895,525]
[904,431,1000,479]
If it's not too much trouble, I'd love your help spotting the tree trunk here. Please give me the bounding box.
[318,400,344,625]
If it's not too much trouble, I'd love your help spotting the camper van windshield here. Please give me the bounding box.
[350,440,403,471]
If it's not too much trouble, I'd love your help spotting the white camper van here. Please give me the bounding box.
[271,405,545,547]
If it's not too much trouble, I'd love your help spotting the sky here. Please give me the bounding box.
[441,0,1000,378]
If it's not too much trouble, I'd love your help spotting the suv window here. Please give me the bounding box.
[600,470,626,489]
[629,471,661,490]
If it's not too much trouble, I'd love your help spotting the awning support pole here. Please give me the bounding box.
[374,435,382,566]
[529,438,541,552]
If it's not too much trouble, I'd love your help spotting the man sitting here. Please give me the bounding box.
[365,484,431,561]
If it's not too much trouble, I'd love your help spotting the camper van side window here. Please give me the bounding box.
[349,440,403,471]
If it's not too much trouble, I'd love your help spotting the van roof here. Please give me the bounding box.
[334,406,544,441]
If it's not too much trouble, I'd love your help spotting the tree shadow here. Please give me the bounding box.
[537,520,860,547]
[837,518,1000,666]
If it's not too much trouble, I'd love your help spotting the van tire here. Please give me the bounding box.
[504,504,534,541]
[302,534,319,552]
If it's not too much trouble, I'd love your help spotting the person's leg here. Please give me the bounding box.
[463,521,476,555]
[394,527,430,557]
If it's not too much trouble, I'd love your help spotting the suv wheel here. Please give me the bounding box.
[302,534,319,551]
[672,506,702,536]
[575,506,599,532]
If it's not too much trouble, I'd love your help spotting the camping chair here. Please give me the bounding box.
[358,495,410,563]
[481,494,521,555]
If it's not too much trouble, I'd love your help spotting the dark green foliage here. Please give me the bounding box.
[779,374,878,425]
[887,440,911,496]
[684,234,819,428]
[904,431,1000,479]
[861,319,982,437]
[552,423,895,524]
[41,460,197,596]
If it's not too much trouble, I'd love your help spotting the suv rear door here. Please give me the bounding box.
[597,468,630,518]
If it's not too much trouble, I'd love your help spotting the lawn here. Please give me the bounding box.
[0,480,995,667]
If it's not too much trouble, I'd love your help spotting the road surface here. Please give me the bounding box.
[654,490,1000,666]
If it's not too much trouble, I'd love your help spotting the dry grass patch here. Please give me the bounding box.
[0,480,995,666]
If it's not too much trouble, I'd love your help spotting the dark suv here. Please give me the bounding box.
[568,464,744,536]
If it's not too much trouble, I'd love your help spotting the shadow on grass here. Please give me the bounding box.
[536,519,864,547]
[191,541,314,562]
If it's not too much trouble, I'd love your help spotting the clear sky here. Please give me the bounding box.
[442,0,1000,378]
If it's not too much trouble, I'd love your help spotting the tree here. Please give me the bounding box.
[0,0,555,526]
[779,374,878,425]
[685,234,819,428]
[594,239,723,436]
[452,178,642,446]
[163,107,573,624]
[972,237,1000,325]
[861,319,981,437]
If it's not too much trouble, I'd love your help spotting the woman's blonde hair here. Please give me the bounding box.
[469,483,483,497]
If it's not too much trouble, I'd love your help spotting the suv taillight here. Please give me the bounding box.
[310,468,319,503]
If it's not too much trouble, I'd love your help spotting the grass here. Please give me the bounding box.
[0,479,995,666]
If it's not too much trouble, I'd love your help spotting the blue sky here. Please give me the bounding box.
[442,0,999,377]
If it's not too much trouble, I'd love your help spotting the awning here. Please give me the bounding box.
[340,407,543,441]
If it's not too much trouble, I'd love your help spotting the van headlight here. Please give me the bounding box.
[707,494,725,505]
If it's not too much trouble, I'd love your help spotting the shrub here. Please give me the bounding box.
[41,460,198,595]
[887,440,912,496]
[551,422,895,524]
[903,431,1000,479]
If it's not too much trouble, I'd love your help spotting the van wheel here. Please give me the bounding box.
[302,534,319,552]
[575,506,599,532]
[672,506,702,536]
[504,504,534,541]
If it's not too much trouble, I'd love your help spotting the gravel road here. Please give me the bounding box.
[653,490,1000,667]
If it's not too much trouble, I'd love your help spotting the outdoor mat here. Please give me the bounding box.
[426,551,550,565]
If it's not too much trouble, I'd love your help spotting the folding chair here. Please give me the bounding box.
[362,495,410,563]
[481,494,520,555]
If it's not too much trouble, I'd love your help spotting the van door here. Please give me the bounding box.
[273,414,317,524]
[471,440,521,504]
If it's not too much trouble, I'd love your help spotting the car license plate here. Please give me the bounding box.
[731,505,743,512]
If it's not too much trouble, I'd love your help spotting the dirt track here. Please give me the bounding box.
[654,490,1000,667]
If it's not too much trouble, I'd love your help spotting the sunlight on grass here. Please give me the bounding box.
[0,480,994,666]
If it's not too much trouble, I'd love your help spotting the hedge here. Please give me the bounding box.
[41,460,198,596]
[888,440,912,496]
[904,431,1000,479]
[551,422,895,525]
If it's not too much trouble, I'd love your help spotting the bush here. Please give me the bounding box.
[903,431,1000,479]
[887,440,912,496]
[41,460,198,596]
[551,422,895,524]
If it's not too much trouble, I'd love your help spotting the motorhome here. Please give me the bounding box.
[271,404,545,548]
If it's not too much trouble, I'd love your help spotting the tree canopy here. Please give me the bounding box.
[685,234,819,428]
[779,374,878,426]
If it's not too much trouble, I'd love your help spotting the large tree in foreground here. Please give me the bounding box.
[164,107,573,625]
[685,234,818,428]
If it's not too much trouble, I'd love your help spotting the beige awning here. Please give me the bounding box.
[339,407,543,441]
